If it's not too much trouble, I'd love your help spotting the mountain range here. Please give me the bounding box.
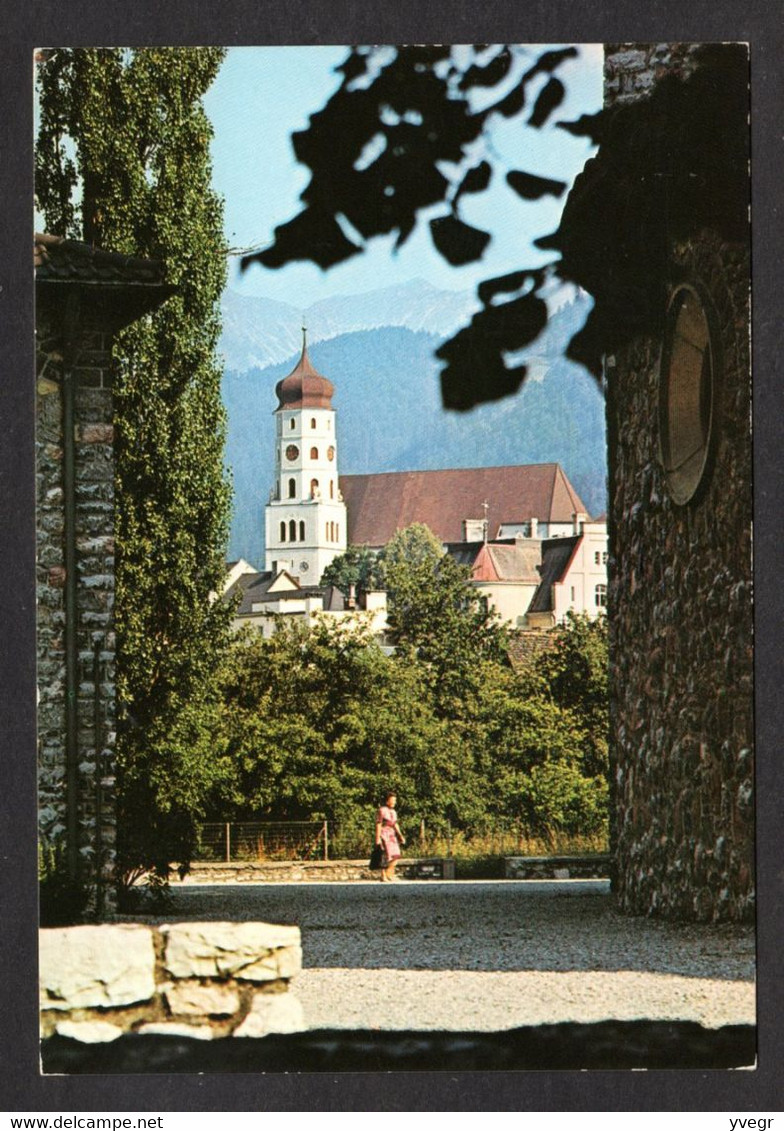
[220,282,607,566]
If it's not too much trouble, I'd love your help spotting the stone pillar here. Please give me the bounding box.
[604,47,753,921]
[37,315,117,917]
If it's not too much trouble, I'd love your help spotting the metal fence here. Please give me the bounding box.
[195,821,329,863]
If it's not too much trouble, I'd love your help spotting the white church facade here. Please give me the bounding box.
[226,333,607,636]
[264,330,347,581]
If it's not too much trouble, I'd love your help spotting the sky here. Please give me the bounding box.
[203,45,604,307]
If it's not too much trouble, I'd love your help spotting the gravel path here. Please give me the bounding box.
[160,879,756,1032]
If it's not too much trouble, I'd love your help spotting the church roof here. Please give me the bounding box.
[340,464,587,547]
[275,331,335,410]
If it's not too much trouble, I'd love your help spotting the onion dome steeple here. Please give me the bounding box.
[275,326,335,410]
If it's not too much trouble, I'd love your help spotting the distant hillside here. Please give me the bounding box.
[223,297,607,564]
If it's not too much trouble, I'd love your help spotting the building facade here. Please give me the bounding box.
[264,332,347,581]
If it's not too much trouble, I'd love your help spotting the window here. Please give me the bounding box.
[280,522,286,542]
[310,479,319,498]
[594,552,600,565]
[602,551,608,565]
[289,417,296,430]
[570,586,575,603]
[288,478,296,499]
[659,283,719,505]
[595,584,607,608]
[299,520,305,541]
[310,446,319,460]
[310,417,316,429]
[329,480,334,499]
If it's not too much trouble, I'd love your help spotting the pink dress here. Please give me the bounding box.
[377,805,401,864]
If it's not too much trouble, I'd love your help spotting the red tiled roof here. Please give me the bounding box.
[340,464,587,547]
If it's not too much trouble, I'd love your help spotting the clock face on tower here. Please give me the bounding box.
[327,446,335,461]
[285,444,299,462]
[299,561,309,572]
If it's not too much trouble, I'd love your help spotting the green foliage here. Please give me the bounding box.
[39,841,89,926]
[36,48,232,883]
[213,540,610,846]
[380,524,509,716]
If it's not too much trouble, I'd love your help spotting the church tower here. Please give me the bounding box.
[265,330,347,581]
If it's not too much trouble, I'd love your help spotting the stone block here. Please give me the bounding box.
[76,423,114,444]
[40,925,155,1010]
[164,982,241,1017]
[55,1020,125,1043]
[233,992,306,1037]
[137,1023,215,1040]
[162,922,301,982]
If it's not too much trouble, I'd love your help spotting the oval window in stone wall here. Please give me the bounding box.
[659,283,720,505]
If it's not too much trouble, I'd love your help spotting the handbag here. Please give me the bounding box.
[369,844,383,870]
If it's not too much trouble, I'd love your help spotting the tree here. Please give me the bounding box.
[379,524,508,717]
[215,619,458,841]
[319,545,383,595]
[36,49,232,882]
[535,611,608,778]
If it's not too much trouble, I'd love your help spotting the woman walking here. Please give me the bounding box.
[375,791,405,882]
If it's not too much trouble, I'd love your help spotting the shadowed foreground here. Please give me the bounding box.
[42,1020,755,1073]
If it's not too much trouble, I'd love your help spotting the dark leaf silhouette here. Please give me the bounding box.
[507,169,567,200]
[491,78,527,119]
[245,207,361,272]
[336,49,369,84]
[437,291,548,410]
[557,110,606,143]
[459,47,513,91]
[524,47,578,79]
[477,268,545,305]
[429,215,490,266]
[529,77,565,128]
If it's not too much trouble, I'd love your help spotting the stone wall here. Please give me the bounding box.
[36,313,117,910]
[39,921,304,1044]
[604,43,702,104]
[604,47,753,921]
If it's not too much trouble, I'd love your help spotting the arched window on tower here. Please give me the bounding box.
[336,523,340,542]
[289,418,296,430]
[280,521,286,542]
[289,519,297,542]
[310,479,319,498]
[299,520,305,541]
[310,446,319,460]
[288,479,296,499]
[310,418,316,429]
[329,480,334,499]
